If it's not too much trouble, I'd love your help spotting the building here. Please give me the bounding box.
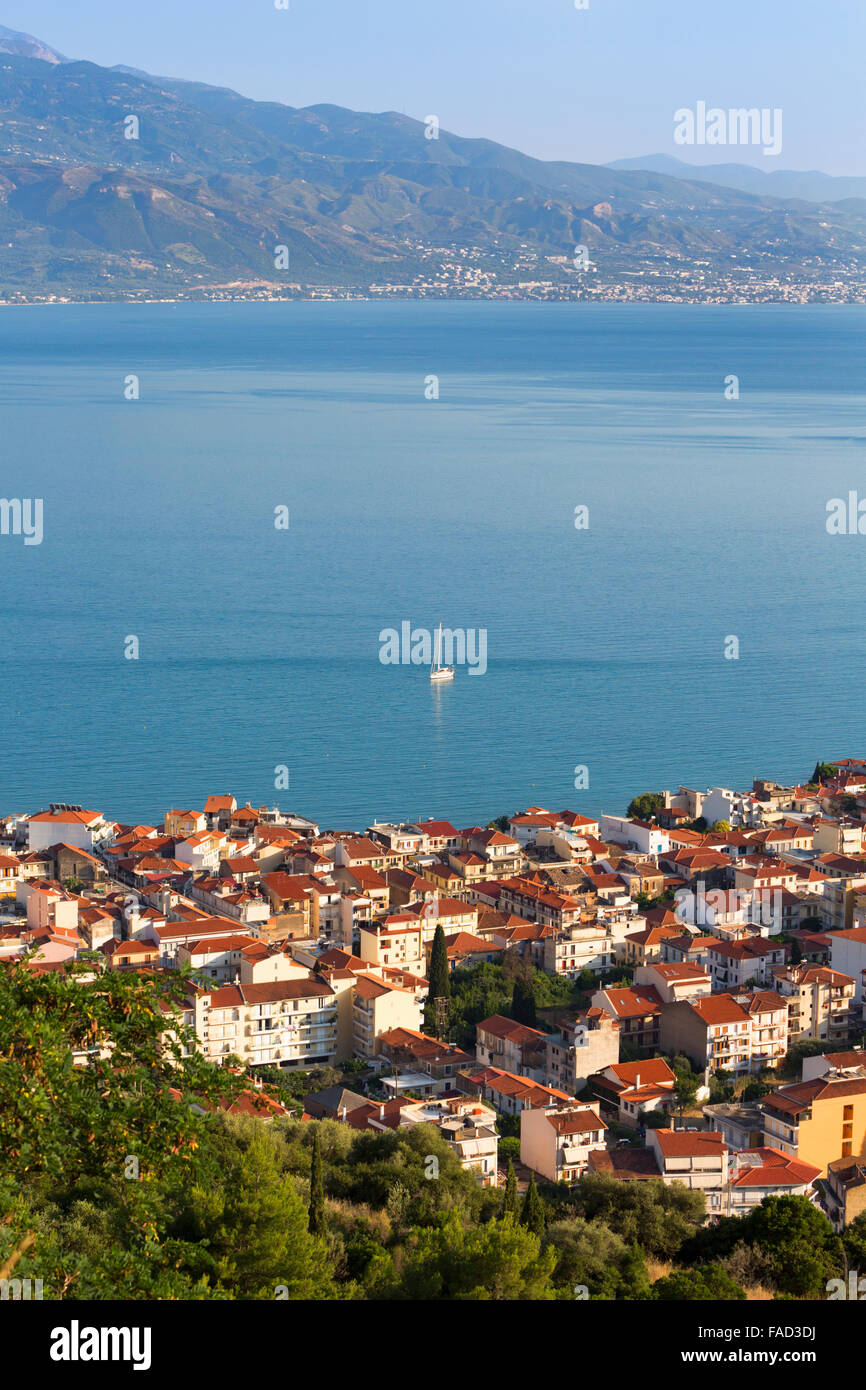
[302,1085,368,1121]
[591,984,663,1055]
[702,1101,765,1152]
[520,1102,607,1182]
[659,991,788,1076]
[705,937,787,991]
[544,1009,620,1094]
[358,915,425,974]
[192,976,339,1070]
[475,1014,548,1078]
[599,814,669,857]
[646,1129,729,1215]
[760,1072,866,1175]
[589,1058,677,1127]
[771,963,857,1043]
[458,1065,572,1117]
[543,923,615,977]
[377,1027,474,1094]
[723,1148,821,1217]
[623,924,682,967]
[633,960,711,1004]
[351,974,421,1061]
[176,933,263,984]
[399,1095,499,1187]
[27,807,111,854]
[823,1155,866,1230]
[829,928,866,1008]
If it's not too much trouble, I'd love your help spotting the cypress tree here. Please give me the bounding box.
[308,1127,325,1236]
[511,973,537,1027]
[521,1172,545,1236]
[501,1158,519,1220]
[426,923,450,1031]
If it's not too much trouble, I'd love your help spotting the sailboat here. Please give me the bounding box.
[430,622,455,683]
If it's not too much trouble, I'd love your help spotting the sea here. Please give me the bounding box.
[0,300,864,831]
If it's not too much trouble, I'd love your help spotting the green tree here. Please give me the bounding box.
[811,762,838,784]
[501,1159,519,1219]
[0,956,236,1189]
[674,1068,699,1119]
[742,1194,841,1298]
[626,793,665,822]
[308,1127,325,1236]
[394,1211,557,1300]
[653,1265,746,1301]
[511,972,537,1027]
[709,820,731,834]
[521,1173,546,1236]
[842,1209,866,1272]
[425,924,451,1034]
[544,1218,651,1299]
[179,1120,335,1299]
[568,1172,705,1259]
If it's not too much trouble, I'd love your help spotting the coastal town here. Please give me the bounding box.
[6,759,866,1245]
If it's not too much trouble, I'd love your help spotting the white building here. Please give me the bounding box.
[599,814,669,857]
[27,807,111,854]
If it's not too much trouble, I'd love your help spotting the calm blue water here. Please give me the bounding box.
[0,301,864,829]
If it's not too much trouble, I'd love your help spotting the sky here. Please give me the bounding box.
[2,0,864,175]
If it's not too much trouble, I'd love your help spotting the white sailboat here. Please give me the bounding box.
[430,622,455,683]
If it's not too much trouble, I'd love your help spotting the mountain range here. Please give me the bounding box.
[0,23,864,301]
[608,154,866,206]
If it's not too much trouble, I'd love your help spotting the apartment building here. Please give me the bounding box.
[705,937,787,991]
[177,932,264,983]
[829,927,866,1007]
[819,877,866,934]
[192,977,339,1070]
[646,1128,729,1215]
[760,1072,866,1175]
[543,922,614,977]
[770,963,857,1043]
[521,1102,608,1183]
[351,974,421,1061]
[497,877,583,932]
[591,984,663,1055]
[358,914,425,974]
[660,991,788,1075]
[475,1014,548,1078]
[414,895,479,945]
[544,1009,620,1094]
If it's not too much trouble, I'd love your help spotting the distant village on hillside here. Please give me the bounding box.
[5,758,866,1228]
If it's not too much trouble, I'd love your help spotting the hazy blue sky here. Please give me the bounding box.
[4,0,863,173]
